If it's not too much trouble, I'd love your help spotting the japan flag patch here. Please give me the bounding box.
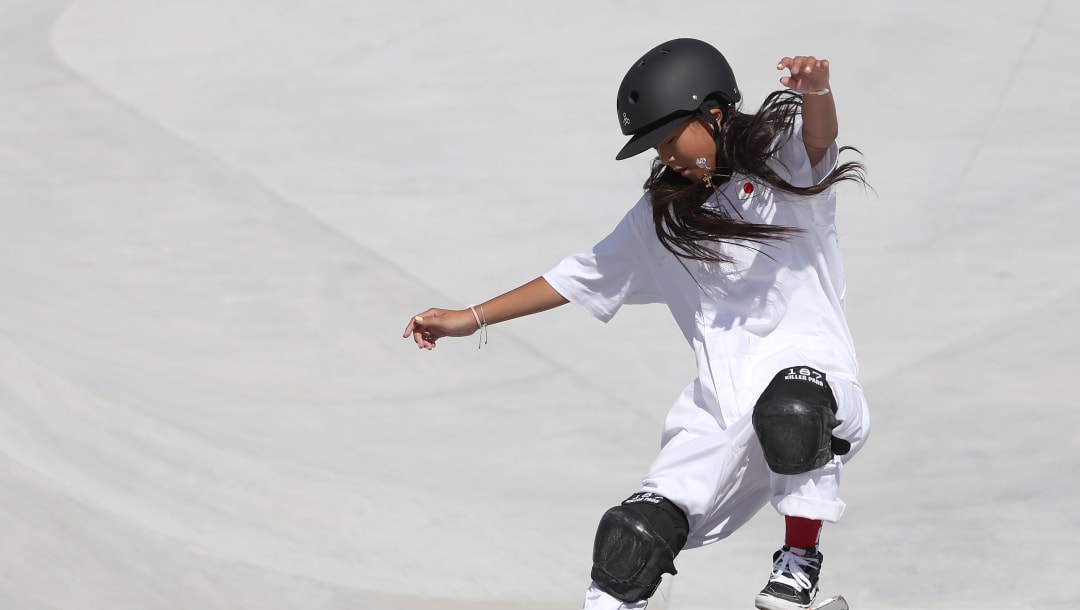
[738,181,755,201]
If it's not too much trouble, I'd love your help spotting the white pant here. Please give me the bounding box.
[582,375,870,609]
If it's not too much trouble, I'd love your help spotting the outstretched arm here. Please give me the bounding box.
[403,276,569,350]
[777,55,837,167]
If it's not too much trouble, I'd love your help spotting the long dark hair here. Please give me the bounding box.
[647,90,867,264]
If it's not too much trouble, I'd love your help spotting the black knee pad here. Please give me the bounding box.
[752,366,851,475]
[591,492,689,603]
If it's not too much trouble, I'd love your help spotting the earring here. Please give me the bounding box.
[696,158,714,189]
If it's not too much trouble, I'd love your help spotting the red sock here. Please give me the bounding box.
[784,516,822,550]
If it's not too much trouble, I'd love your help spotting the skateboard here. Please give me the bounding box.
[809,595,849,610]
[758,595,849,610]
[653,572,847,610]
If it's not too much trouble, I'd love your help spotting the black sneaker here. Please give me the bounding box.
[754,545,822,610]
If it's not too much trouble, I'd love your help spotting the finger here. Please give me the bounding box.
[414,330,431,349]
[403,314,424,338]
[786,55,803,75]
[777,56,793,71]
[811,57,829,74]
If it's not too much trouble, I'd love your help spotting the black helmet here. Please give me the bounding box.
[615,38,741,160]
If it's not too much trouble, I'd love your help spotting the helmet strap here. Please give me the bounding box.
[697,100,725,189]
[698,101,724,145]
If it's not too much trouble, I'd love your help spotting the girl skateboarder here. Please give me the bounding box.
[404,38,870,610]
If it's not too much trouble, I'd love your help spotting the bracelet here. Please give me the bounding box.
[469,304,489,349]
[791,87,830,96]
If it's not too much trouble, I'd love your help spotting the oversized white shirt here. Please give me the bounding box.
[544,120,859,429]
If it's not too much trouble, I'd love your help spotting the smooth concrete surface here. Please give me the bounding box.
[1,1,1078,609]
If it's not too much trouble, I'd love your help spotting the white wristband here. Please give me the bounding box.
[468,305,483,330]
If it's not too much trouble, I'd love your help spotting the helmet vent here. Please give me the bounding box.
[628,91,639,104]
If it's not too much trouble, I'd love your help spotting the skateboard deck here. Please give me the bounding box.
[810,595,848,610]
[755,593,847,610]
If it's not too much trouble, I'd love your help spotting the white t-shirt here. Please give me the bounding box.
[544,119,859,429]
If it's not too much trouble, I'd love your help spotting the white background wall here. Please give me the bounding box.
[1,1,1077,608]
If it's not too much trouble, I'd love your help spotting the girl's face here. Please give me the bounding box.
[654,109,723,184]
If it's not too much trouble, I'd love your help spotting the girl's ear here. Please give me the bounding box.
[699,106,725,133]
